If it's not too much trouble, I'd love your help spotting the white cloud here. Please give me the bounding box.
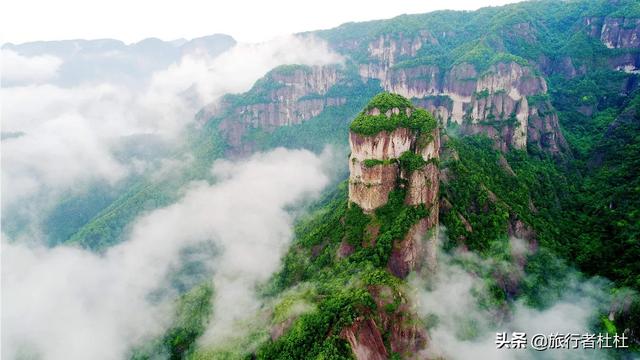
[1,49,63,84]
[2,112,128,206]
[412,230,612,360]
[147,34,343,108]
[2,147,331,360]
[1,35,342,223]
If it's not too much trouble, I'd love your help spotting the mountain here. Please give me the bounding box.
[199,0,639,158]
[2,34,236,86]
[193,0,640,288]
[29,0,640,357]
[245,92,440,359]
[193,0,639,357]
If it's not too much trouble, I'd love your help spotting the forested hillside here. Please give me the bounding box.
[7,0,639,358]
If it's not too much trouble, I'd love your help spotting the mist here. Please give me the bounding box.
[2,147,332,360]
[2,33,343,359]
[1,49,63,84]
[411,230,618,360]
[1,35,342,236]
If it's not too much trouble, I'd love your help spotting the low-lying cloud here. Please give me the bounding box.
[2,147,331,360]
[1,49,63,84]
[412,230,615,360]
[1,35,342,232]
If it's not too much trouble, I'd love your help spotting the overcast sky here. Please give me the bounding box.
[2,0,524,45]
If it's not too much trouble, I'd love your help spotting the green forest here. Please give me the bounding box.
[5,0,639,359]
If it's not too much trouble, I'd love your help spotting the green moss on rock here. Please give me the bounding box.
[398,151,427,173]
[350,92,437,136]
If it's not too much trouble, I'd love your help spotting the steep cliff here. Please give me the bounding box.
[206,64,346,155]
[253,93,439,359]
[348,93,439,277]
[586,16,640,49]
[583,15,640,75]
[358,49,566,152]
[338,93,440,359]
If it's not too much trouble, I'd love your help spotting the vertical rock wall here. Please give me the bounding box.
[348,101,439,277]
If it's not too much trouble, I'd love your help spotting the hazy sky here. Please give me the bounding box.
[2,0,523,44]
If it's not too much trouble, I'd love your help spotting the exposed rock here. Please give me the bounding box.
[526,101,568,153]
[211,65,345,155]
[357,32,440,82]
[403,162,439,207]
[350,128,415,161]
[458,213,473,233]
[360,57,566,152]
[508,218,535,242]
[337,241,355,258]
[584,16,606,38]
[348,161,399,212]
[369,285,428,358]
[348,115,439,213]
[340,317,388,360]
[599,17,640,49]
[498,154,516,176]
[389,209,438,277]
[580,16,640,78]
[348,94,440,278]
[270,317,296,341]
[610,52,640,74]
[404,132,440,207]
[348,125,422,213]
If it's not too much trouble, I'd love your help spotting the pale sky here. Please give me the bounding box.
[1,0,523,45]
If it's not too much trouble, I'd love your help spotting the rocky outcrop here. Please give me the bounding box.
[582,16,640,76]
[359,51,566,152]
[582,16,640,49]
[340,285,429,360]
[368,32,439,64]
[348,126,413,211]
[348,117,439,213]
[599,17,640,49]
[348,93,439,278]
[388,209,438,278]
[209,65,346,155]
[585,16,640,49]
[389,131,440,277]
[348,158,400,212]
[340,318,388,360]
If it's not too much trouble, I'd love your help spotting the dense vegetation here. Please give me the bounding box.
[254,182,427,359]
[316,0,640,72]
[350,93,437,136]
[438,89,640,342]
[561,94,640,289]
[19,0,639,357]
[61,118,227,250]
[131,284,214,360]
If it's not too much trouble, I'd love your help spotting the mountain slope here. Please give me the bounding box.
[36,2,640,355]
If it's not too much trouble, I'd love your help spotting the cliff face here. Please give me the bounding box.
[348,93,439,278]
[338,93,440,359]
[199,4,640,159]
[209,65,346,155]
[584,16,640,75]
[584,16,640,49]
[340,318,388,360]
[204,32,579,157]
[341,285,428,360]
[391,135,440,278]
[348,114,439,215]
[367,32,439,66]
[348,127,411,211]
[360,57,566,153]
